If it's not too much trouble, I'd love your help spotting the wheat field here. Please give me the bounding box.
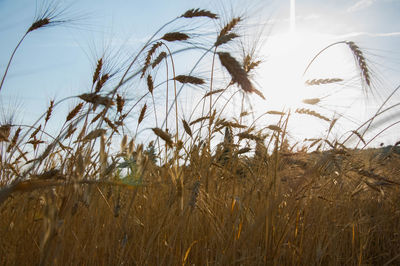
[1,3,400,265]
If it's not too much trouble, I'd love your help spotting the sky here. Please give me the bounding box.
[0,0,399,148]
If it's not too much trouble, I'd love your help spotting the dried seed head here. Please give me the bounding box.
[267,125,282,132]
[218,52,265,99]
[328,118,338,134]
[152,127,173,147]
[346,41,371,87]
[78,93,115,107]
[82,129,107,142]
[91,109,107,124]
[236,132,263,142]
[220,121,247,129]
[128,138,135,156]
[116,94,125,113]
[161,32,189,42]
[104,117,119,133]
[302,98,320,105]
[173,75,205,85]
[215,33,238,47]
[176,140,183,151]
[203,89,224,98]
[295,108,330,122]
[243,55,261,73]
[305,78,343,86]
[66,103,84,122]
[237,147,251,155]
[27,18,50,33]
[138,104,147,125]
[142,42,162,78]
[182,119,192,137]
[7,127,21,152]
[267,111,286,116]
[147,75,154,94]
[189,116,210,126]
[65,124,77,139]
[92,58,103,85]
[94,74,109,93]
[181,8,218,19]
[30,125,41,140]
[0,124,11,142]
[151,52,167,69]
[120,135,128,152]
[219,17,241,38]
[45,100,54,123]
[27,138,45,150]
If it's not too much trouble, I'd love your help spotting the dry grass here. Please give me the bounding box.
[1,4,400,266]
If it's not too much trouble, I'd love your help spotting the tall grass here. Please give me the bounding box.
[1,3,400,265]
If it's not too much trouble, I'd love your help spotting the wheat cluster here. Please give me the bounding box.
[0,3,400,265]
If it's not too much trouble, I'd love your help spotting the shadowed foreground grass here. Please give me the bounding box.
[1,148,400,265]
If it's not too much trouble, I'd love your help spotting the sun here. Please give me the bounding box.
[258,27,354,111]
[253,24,363,143]
[259,31,306,109]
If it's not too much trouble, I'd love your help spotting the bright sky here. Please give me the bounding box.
[0,0,399,148]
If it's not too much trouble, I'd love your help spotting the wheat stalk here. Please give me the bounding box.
[141,42,163,78]
[161,32,189,42]
[0,124,11,142]
[173,75,205,85]
[7,127,21,152]
[138,104,147,125]
[302,98,320,105]
[92,58,103,85]
[295,108,330,122]
[152,128,173,147]
[181,9,218,19]
[218,52,265,99]
[116,94,124,113]
[182,119,193,137]
[151,52,167,69]
[305,78,343,86]
[66,103,84,122]
[78,93,115,107]
[346,41,371,87]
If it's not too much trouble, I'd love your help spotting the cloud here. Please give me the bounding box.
[347,0,376,12]
[337,31,400,39]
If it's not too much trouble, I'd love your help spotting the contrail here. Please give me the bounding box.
[290,0,296,34]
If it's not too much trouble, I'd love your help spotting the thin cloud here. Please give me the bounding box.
[337,31,400,39]
[347,0,376,12]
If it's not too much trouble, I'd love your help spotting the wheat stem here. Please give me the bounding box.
[0,33,28,92]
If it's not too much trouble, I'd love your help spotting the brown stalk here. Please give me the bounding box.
[138,104,147,125]
[182,119,192,137]
[66,103,84,122]
[116,94,125,113]
[161,32,189,42]
[295,108,330,122]
[305,78,343,86]
[181,8,218,19]
[0,124,11,142]
[92,58,103,85]
[152,128,173,147]
[218,52,265,99]
[173,75,205,85]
